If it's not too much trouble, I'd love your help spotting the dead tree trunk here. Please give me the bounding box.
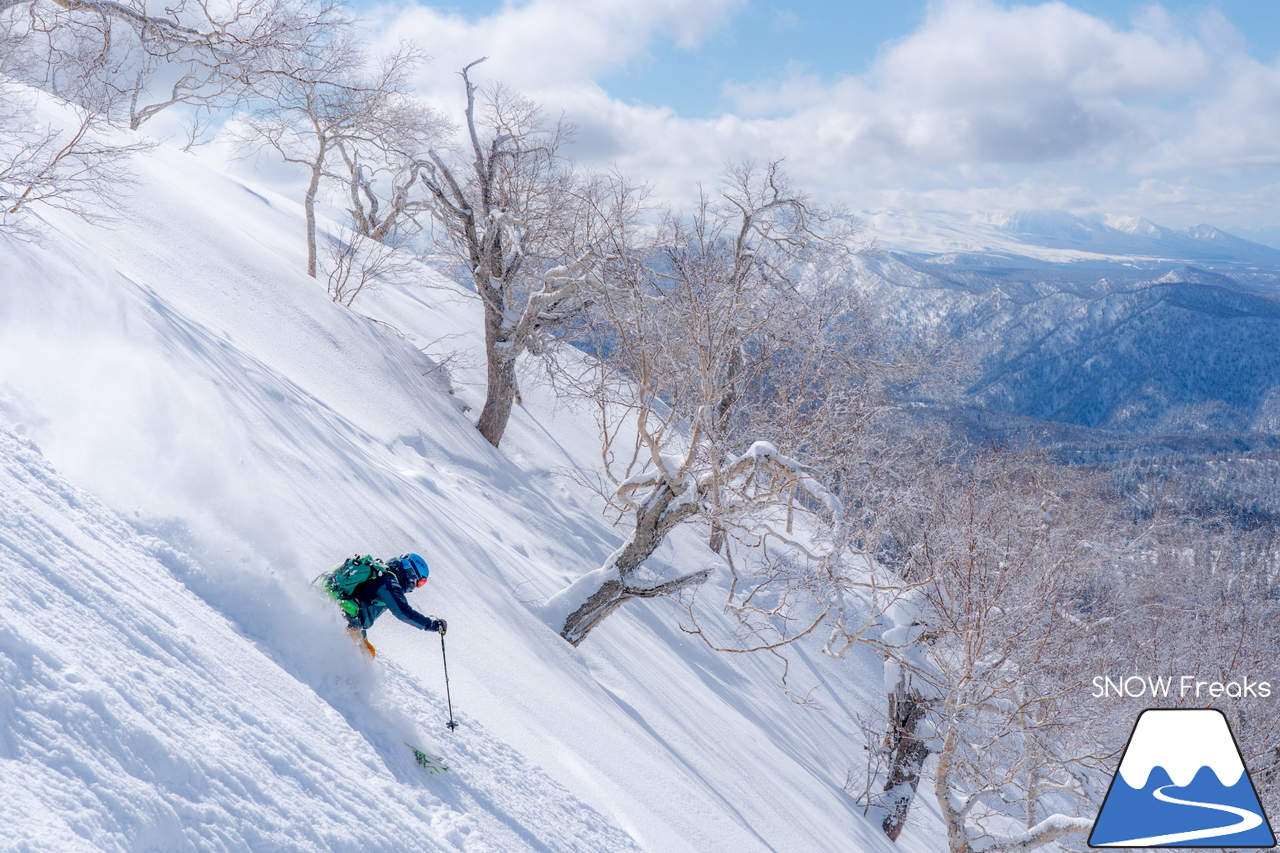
[881,679,933,841]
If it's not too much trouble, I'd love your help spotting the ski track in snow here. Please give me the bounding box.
[0,426,636,852]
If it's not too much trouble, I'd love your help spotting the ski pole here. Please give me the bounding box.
[439,631,458,731]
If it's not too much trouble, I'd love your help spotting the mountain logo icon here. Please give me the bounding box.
[1090,708,1275,848]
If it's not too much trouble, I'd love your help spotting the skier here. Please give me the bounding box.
[322,553,447,658]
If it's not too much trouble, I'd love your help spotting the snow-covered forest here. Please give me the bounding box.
[3,1,1280,851]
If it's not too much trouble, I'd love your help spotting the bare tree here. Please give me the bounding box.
[322,226,415,306]
[0,0,347,137]
[0,0,355,230]
[333,88,448,246]
[538,161,885,646]
[417,59,603,447]
[857,451,1131,851]
[0,81,151,229]
[233,33,437,277]
[822,433,1280,852]
[1102,520,1280,831]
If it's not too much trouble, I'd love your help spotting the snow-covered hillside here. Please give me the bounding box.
[0,108,927,851]
[0,425,640,852]
[850,249,1280,436]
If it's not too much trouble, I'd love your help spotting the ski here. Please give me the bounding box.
[408,744,449,774]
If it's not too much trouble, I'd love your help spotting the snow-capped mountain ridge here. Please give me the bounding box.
[988,209,1114,241]
[864,208,1280,266]
[1108,215,1164,238]
[854,250,1280,436]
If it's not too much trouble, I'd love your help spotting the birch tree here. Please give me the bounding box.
[416,58,607,447]
[0,0,339,136]
[1103,521,1280,828]
[332,87,447,246]
[0,81,152,229]
[858,452,1129,850]
[0,0,351,228]
[233,35,437,277]
[539,161,883,646]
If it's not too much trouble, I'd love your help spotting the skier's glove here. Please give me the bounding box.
[432,618,447,635]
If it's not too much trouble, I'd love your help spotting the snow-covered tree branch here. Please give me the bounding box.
[538,161,897,646]
[861,451,1129,850]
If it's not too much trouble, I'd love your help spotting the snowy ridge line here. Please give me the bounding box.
[864,209,1280,266]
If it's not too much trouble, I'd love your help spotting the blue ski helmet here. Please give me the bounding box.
[399,553,429,586]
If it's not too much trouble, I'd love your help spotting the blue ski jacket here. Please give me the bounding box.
[346,566,442,633]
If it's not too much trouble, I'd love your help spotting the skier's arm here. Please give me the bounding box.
[372,578,443,632]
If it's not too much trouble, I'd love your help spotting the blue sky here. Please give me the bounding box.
[602,1,1280,117]
[419,1,1280,116]
[356,0,1280,243]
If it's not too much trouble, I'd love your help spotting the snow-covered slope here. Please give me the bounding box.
[0,100,920,851]
[0,425,636,852]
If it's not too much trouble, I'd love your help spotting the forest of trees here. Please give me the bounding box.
[4,2,1280,850]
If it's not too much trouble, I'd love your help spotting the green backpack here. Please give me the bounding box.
[319,554,389,618]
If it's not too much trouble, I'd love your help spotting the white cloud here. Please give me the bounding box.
[727,0,1214,166]
[349,0,1280,234]
[369,0,743,94]
[1136,55,1280,174]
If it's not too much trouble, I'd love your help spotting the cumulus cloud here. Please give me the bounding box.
[726,0,1214,167]
[352,0,1280,234]
[369,0,743,94]
[1137,56,1280,174]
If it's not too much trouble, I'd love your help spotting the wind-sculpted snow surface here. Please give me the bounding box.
[0,426,640,852]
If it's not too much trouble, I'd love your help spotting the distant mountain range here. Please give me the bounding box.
[855,211,1280,444]
[863,209,1280,267]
